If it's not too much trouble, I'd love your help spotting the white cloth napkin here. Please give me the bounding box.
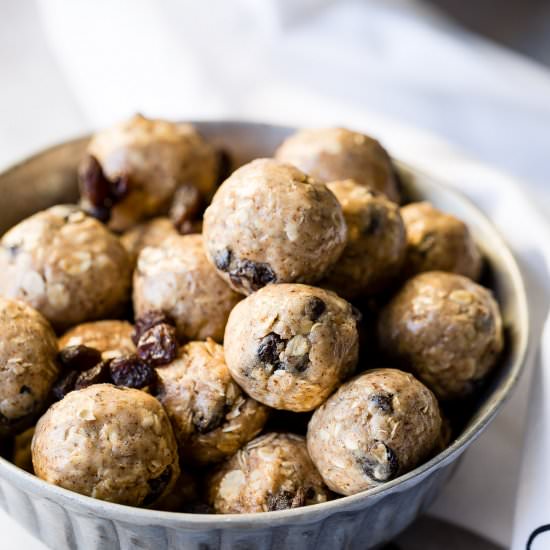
[1,1,550,548]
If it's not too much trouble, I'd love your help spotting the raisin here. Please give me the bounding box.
[142,466,173,506]
[109,355,157,389]
[357,441,399,482]
[215,148,233,187]
[257,333,285,369]
[78,155,111,208]
[305,297,326,321]
[86,205,111,223]
[132,310,176,345]
[267,488,305,511]
[52,370,80,401]
[19,385,31,395]
[110,174,130,201]
[74,362,111,390]
[192,406,226,434]
[58,345,102,372]
[370,393,394,414]
[170,184,204,233]
[229,259,277,292]
[286,353,309,373]
[137,324,178,366]
[351,305,363,322]
[363,210,383,235]
[214,248,232,272]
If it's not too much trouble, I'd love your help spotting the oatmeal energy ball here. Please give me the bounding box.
[59,320,135,360]
[307,369,442,496]
[80,114,218,231]
[32,384,180,506]
[401,202,482,280]
[322,180,406,298]
[275,127,400,202]
[155,339,269,465]
[203,159,347,295]
[0,297,59,436]
[0,205,131,331]
[224,284,359,412]
[378,271,503,400]
[133,234,242,342]
[207,433,330,513]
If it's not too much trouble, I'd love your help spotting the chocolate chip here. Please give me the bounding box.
[370,393,394,414]
[267,488,305,511]
[143,466,172,506]
[52,370,80,401]
[74,362,111,390]
[357,441,399,482]
[19,385,31,395]
[170,184,204,233]
[109,355,157,389]
[305,297,326,321]
[229,259,277,292]
[58,345,103,372]
[257,333,285,368]
[215,148,233,187]
[137,324,178,366]
[133,310,176,345]
[214,248,232,272]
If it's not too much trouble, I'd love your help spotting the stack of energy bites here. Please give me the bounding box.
[0,116,503,513]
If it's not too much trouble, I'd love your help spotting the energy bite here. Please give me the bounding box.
[207,433,330,513]
[307,369,441,496]
[0,205,131,331]
[133,234,242,342]
[275,127,400,202]
[203,159,347,295]
[59,320,135,360]
[121,217,179,267]
[377,271,503,400]
[32,384,180,506]
[224,284,359,412]
[0,297,59,436]
[401,202,482,280]
[155,339,269,466]
[322,180,406,299]
[80,114,218,231]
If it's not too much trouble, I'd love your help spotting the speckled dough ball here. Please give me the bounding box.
[0,298,59,436]
[378,271,503,400]
[401,202,482,280]
[224,284,359,412]
[0,205,131,331]
[121,217,179,267]
[207,433,330,513]
[133,234,242,342]
[155,339,269,466]
[203,159,347,295]
[82,114,218,231]
[32,384,180,506]
[322,180,406,298]
[275,127,400,202]
[59,320,135,360]
[307,369,441,496]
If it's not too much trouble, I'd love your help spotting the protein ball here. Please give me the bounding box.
[275,127,400,202]
[401,202,482,280]
[322,180,406,299]
[0,298,59,436]
[59,320,135,360]
[81,114,218,231]
[0,205,131,331]
[377,271,504,400]
[133,234,242,342]
[155,339,269,466]
[207,433,330,513]
[32,384,180,506]
[121,217,179,267]
[224,284,359,412]
[307,368,442,496]
[203,159,347,295]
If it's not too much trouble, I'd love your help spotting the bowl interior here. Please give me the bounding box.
[0,121,529,526]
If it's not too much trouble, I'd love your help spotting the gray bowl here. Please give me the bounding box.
[0,122,529,550]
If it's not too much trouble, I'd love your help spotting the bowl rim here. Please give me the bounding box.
[0,121,531,527]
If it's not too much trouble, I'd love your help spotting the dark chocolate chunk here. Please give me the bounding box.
[58,345,102,372]
[143,466,173,506]
[369,393,394,414]
[305,297,326,321]
[109,355,157,389]
[74,362,111,390]
[132,310,176,345]
[137,323,178,366]
[357,441,399,482]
